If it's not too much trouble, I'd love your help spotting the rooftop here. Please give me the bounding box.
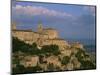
[43,28,56,30]
[13,29,33,32]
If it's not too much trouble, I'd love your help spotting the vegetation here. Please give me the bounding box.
[41,45,60,55]
[12,37,35,53]
[80,60,96,70]
[61,56,70,65]
[47,63,55,71]
[75,49,96,69]
[12,37,96,73]
[12,64,42,74]
[12,37,60,55]
[12,37,61,73]
[75,49,85,62]
[39,55,47,64]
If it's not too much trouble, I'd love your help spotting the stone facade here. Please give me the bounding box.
[20,55,39,67]
[12,23,69,49]
[71,42,83,49]
[46,56,61,67]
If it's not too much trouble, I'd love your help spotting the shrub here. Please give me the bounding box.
[81,60,96,69]
[75,49,85,62]
[47,63,55,71]
[61,56,70,65]
[13,37,60,55]
[41,45,60,55]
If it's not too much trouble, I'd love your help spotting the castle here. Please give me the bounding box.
[12,22,70,49]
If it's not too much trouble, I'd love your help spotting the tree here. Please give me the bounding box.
[81,60,96,70]
[47,63,55,71]
[41,44,60,55]
[75,49,96,69]
[61,56,70,65]
[13,64,42,74]
[12,64,25,74]
[75,49,85,62]
[12,37,31,53]
[32,43,37,50]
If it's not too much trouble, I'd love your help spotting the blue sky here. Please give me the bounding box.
[12,1,96,40]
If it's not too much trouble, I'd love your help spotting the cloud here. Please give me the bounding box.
[83,6,96,16]
[12,4,95,39]
[12,5,72,17]
[73,14,95,27]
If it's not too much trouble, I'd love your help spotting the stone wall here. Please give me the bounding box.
[12,24,70,49]
[12,30,34,44]
[42,39,69,49]
[12,29,70,49]
[20,55,39,68]
[42,29,58,39]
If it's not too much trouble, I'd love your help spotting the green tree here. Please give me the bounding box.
[81,60,96,69]
[12,37,31,53]
[12,64,25,74]
[61,56,70,65]
[41,44,60,55]
[75,49,85,62]
[32,43,37,49]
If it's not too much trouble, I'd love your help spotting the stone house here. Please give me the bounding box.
[20,55,39,68]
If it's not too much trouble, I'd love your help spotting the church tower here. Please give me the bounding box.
[38,21,43,33]
[12,22,16,30]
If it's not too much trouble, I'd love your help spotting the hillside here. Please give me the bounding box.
[12,37,96,74]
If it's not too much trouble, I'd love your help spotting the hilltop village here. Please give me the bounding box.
[12,22,69,49]
[12,22,95,74]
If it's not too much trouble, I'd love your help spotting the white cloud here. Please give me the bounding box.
[83,6,96,16]
[12,5,72,17]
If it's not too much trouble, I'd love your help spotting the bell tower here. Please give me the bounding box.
[12,22,16,30]
[38,21,43,33]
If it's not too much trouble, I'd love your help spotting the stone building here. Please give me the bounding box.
[71,42,83,49]
[12,22,69,49]
[20,55,39,68]
[46,55,61,67]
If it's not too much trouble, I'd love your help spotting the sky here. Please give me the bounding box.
[12,1,96,40]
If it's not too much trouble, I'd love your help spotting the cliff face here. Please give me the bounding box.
[12,37,96,73]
